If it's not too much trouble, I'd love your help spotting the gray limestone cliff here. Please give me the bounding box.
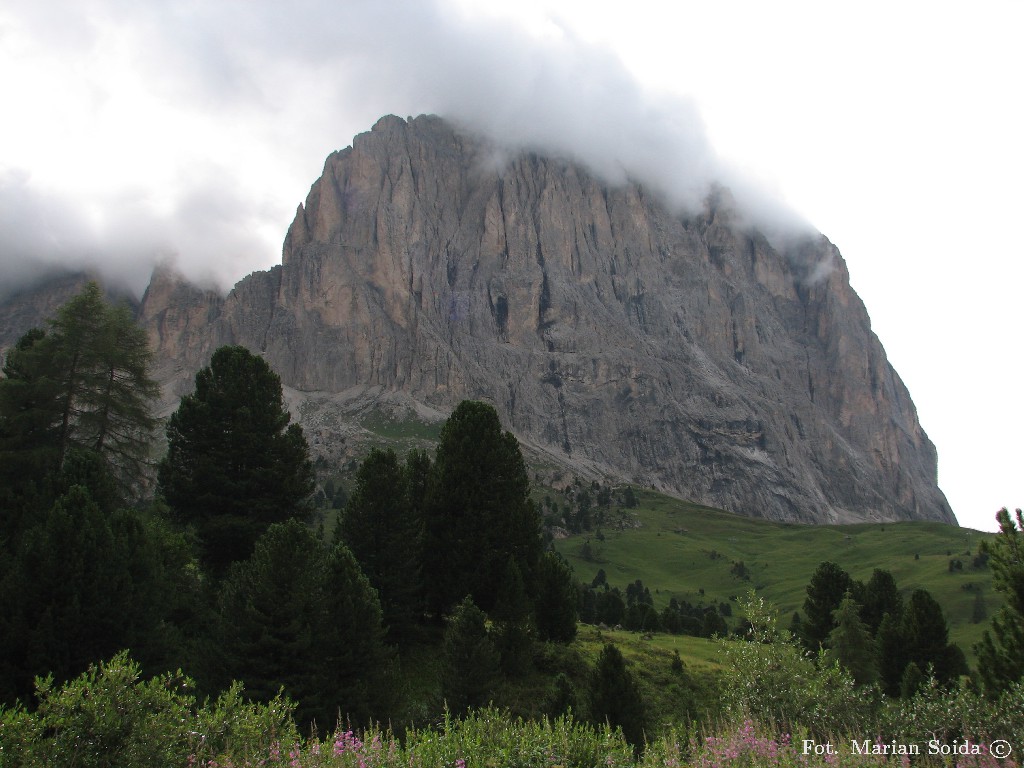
[6,115,955,525]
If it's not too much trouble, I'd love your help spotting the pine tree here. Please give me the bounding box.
[0,464,177,703]
[589,643,646,748]
[975,507,1024,693]
[801,561,854,649]
[827,593,878,685]
[338,448,423,642]
[440,596,499,714]
[859,568,903,635]
[158,346,314,573]
[217,520,387,728]
[533,551,579,642]
[900,588,965,686]
[423,401,543,616]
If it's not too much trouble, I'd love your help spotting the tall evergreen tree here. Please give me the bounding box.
[423,401,543,616]
[0,283,158,493]
[158,346,314,573]
[0,459,179,703]
[801,561,854,650]
[975,507,1024,693]
[859,568,903,635]
[533,551,579,643]
[491,558,533,676]
[900,588,965,686]
[338,448,423,642]
[875,612,908,697]
[827,593,877,686]
[440,596,499,714]
[589,643,646,749]
[217,520,387,728]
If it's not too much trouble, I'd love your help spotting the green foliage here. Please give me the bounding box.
[975,507,1024,694]
[441,596,500,714]
[589,644,646,749]
[424,401,543,616]
[859,568,902,634]
[159,345,315,573]
[216,519,388,728]
[0,652,298,768]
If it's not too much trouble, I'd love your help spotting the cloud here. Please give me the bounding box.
[0,0,810,297]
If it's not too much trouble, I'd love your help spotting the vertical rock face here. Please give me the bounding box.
[134,115,951,523]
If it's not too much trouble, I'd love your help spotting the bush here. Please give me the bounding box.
[0,652,297,768]
[718,594,877,735]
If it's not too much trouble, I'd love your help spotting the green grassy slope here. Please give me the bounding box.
[552,489,1000,659]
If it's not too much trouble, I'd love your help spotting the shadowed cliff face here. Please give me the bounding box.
[129,115,951,524]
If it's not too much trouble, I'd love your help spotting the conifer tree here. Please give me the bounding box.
[0,283,159,492]
[533,551,579,642]
[338,448,423,642]
[975,507,1024,693]
[423,401,543,616]
[589,643,646,748]
[900,588,966,686]
[827,593,877,686]
[859,568,903,635]
[440,596,499,714]
[491,558,533,676]
[159,346,314,573]
[801,561,854,649]
[0,460,177,703]
[217,520,387,728]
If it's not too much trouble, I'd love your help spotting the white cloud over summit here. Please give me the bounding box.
[0,0,803,296]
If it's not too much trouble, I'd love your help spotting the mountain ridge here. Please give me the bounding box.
[1,114,954,526]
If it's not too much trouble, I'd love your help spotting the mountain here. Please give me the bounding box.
[2,115,954,525]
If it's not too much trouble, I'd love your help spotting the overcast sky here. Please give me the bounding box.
[1,0,1020,532]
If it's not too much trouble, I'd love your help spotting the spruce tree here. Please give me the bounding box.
[900,588,965,686]
[440,596,499,714]
[423,401,543,616]
[533,551,579,642]
[338,448,423,642]
[827,593,877,685]
[975,507,1024,693]
[0,464,176,703]
[217,520,387,728]
[859,568,903,635]
[589,643,646,748]
[801,561,854,650]
[159,346,314,573]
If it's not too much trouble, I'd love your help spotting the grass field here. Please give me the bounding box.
[552,489,1000,659]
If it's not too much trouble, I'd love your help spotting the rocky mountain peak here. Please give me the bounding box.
[6,115,954,525]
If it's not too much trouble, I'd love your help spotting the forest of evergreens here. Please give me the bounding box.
[1,284,1022,766]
